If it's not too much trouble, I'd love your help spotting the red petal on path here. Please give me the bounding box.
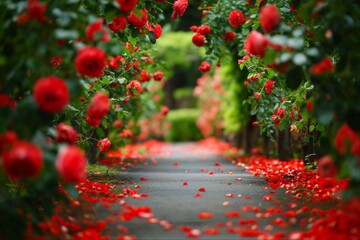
[173,162,179,167]
[198,187,206,192]
[208,171,214,175]
[204,228,219,235]
[186,229,202,238]
[263,195,273,201]
[284,210,297,218]
[225,193,234,198]
[214,162,222,166]
[140,177,148,181]
[180,225,192,232]
[183,182,188,186]
[194,193,202,198]
[226,211,241,218]
[198,212,213,219]
[223,201,231,206]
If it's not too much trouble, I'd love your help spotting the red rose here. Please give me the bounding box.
[259,5,281,33]
[224,31,235,42]
[126,80,143,97]
[228,10,244,28]
[334,124,357,155]
[265,80,275,94]
[190,25,198,32]
[108,56,125,69]
[86,92,110,128]
[244,31,268,57]
[153,71,164,81]
[86,18,110,43]
[56,146,87,183]
[0,131,18,153]
[50,56,62,67]
[161,106,169,116]
[309,57,335,75]
[117,0,137,13]
[119,129,133,138]
[290,105,302,121]
[146,23,162,39]
[113,120,123,128]
[192,34,205,47]
[128,10,148,29]
[2,141,43,179]
[197,25,211,36]
[272,108,285,127]
[254,92,261,100]
[172,0,189,20]
[56,123,78,145]
[74,46,107,78]
[317,155,338,178]
[85,117,102,129]
[27,0,46,23]
[198,61,211,73]
[140,70,151,82]
[97,138,111,152]
[0,94,16,109]
[108,16,127,33]
[34,76,70,113]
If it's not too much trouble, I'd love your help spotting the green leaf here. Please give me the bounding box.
[306,48,320,57]
[309,125,315,132]
[55,29,79,40]
[64,184,79,199]
[293,53,307,65]
[287,38,304,49]
[67,105,79,112]
[96,127,105,138]
[147,31,156,44]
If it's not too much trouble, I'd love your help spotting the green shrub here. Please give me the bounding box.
[174,88,197,108]
[165,109,203,142]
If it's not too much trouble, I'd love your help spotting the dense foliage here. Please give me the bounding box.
[191,0,360,197]
[0,0,174,238]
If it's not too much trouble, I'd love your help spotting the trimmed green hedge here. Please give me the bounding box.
[174,88,197,108]
[165,108,203,142]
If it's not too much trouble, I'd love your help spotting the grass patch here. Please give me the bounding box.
[86,164,118,183]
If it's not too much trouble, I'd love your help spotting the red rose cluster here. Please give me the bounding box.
[272,108,286,127]
[198,61,211,73]
[265,80,275,94]
[17,0,47,25]
[191,24,211,47]
[0,131,86,183]
[242,4,282,58]
[126,80,143,97]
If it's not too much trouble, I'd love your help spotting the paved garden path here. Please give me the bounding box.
[104,142,301,239]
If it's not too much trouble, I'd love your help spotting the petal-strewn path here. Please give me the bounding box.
[99,141,308,239]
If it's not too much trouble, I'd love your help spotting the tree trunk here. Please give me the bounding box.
[278,125,292,160]
[87,136,98,164]
[263,134,270,158]
[302,122,319,169]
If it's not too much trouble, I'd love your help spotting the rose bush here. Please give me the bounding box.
[193,0,360,197]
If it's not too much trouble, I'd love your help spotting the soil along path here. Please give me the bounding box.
[104,141,304,239]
